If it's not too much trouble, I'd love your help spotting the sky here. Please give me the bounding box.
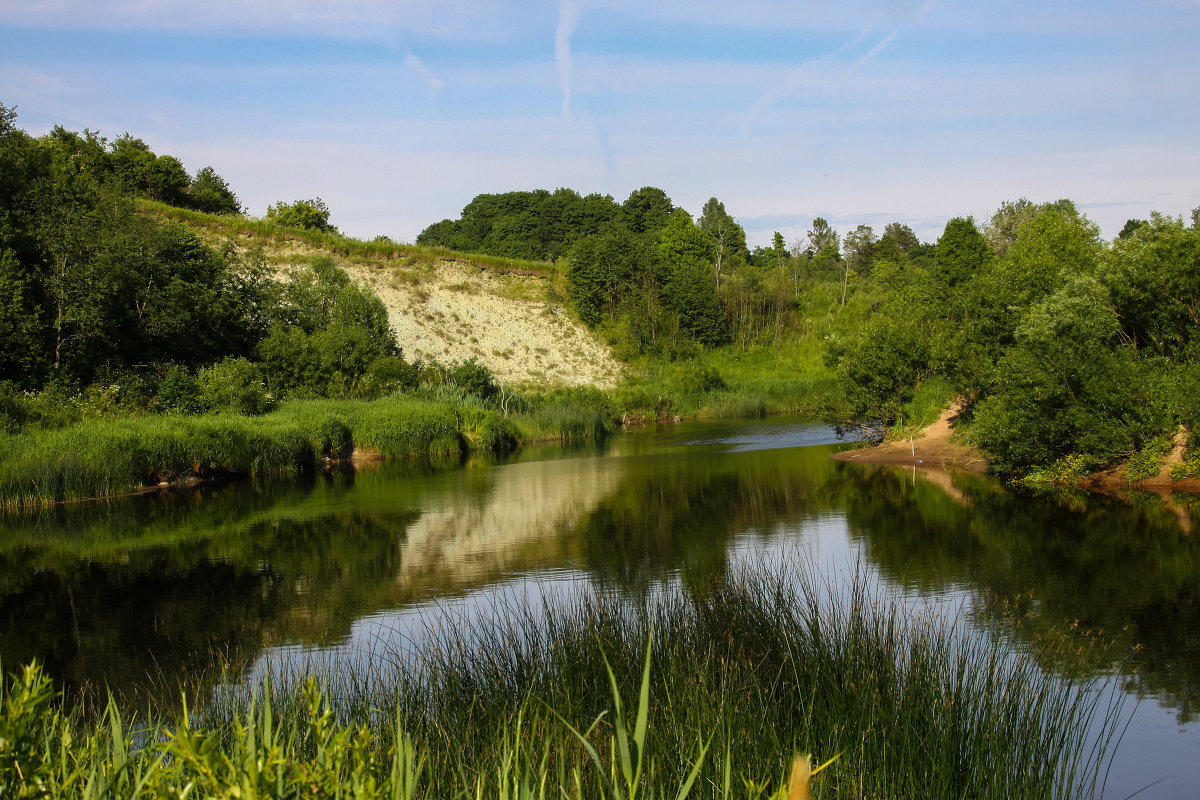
[2,0,1199,248]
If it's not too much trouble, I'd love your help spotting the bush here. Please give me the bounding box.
[447,357,498,401]
[157,365,202,414]
[356,355,420,398]
[265,198,336,233]
[197,358,273,415]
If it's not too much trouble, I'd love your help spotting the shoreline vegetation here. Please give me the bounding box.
[0,565,1122,799]
[2,105,1197,499]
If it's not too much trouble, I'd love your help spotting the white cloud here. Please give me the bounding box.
[556,0,582,117]
[0,0,542,40]
[403,51,445,92]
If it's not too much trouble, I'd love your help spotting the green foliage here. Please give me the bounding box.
[417,187,621,261]
[257,257,401,398]
[659,210,727,347]
[186,165,241,214]
[621,186,674,236]
[828,197,1198,479]
[266,197,336,233]
[197,357,274,415]
[567,222,646,327]
[1102,212,1200,358]
[156,365,202,414]
[934,217,991,286]
[1126,435,1173,483]
[446,357,499,401]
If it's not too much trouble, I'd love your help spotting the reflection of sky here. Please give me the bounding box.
[234,421,1198,800]
[672,421,847,453]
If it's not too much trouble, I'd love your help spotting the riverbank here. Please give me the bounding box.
[834,404,1200,495]
[0,395,615,509]
[831,404,987,473]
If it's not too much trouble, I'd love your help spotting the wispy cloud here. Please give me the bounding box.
[556,0,582,117]
[404,51,444,92]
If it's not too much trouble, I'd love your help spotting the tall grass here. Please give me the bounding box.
[0,397,504,508]
[0,565,1123,798]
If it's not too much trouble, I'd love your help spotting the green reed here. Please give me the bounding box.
[0,565,1123,798]
[0,397,509,508]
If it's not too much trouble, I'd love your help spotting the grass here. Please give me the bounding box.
[0,563,1121,798]
[0,397,500,508]
[613,338,844,424]
[0,390,627,507]
[141,199,556,277]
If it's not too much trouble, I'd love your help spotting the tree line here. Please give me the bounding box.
[425,186,1199,476]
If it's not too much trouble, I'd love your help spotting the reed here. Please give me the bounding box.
[0,564,1122,798]
[0,397,509,508]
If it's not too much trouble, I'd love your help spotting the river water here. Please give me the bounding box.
[1,417,1197,798]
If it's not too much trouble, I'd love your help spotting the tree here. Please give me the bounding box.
[875,222,919,263]
[697,197,747,288]
[658,210,726,347]
[188,166,241,214]
[109,134,156,194]
[145,155,190,205]
[567,223,645,327]
[1103,212,1200,357]
[805,217,839,256]
[934,217,991,287]
[266,198,337,233]
[841,224,876,304]
[621,187,674,236]
[985,198,1080,258]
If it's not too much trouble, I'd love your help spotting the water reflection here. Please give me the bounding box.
[0,419,1197,797]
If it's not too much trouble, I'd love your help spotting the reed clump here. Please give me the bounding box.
[0,397,513,508]
[0,565,1122,798]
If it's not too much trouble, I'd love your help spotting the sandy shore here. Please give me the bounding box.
[831,405,988,473]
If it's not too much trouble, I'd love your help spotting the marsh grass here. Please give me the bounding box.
[0,565,1123,798]
[0,397,506,508]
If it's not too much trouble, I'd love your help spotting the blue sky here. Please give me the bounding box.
[3,0,1198,247]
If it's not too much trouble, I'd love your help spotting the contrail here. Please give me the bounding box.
[556,0,581,117]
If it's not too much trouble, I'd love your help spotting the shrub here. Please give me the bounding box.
[197,358,273,415]
[157,365,202,414]
[447,357,498,401]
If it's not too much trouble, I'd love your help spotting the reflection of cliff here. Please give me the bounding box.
[392,456,625,599]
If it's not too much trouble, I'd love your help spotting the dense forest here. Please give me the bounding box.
[425,187,1200,479]
[4,100,1199,482]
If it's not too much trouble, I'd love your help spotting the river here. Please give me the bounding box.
[0,417,1196,798]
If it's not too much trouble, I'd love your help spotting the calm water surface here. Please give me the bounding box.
[1,417,1197,798]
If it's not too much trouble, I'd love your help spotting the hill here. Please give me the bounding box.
[152,205,625,389]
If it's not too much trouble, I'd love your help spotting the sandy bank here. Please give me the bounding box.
[831,405,987,474]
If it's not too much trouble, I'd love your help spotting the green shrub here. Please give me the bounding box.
[197,358,273,415]
[447,357,498,401]
[1126,435,1172,483]
[157,365,202,414]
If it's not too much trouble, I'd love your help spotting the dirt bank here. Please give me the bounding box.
[831,405,988,473]
[1081,428,1200,494]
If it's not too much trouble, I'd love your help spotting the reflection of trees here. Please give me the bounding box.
[579,446,845,594]
[5,437,1196,725]
[839,464,1200,722]
[0,470,422,702]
